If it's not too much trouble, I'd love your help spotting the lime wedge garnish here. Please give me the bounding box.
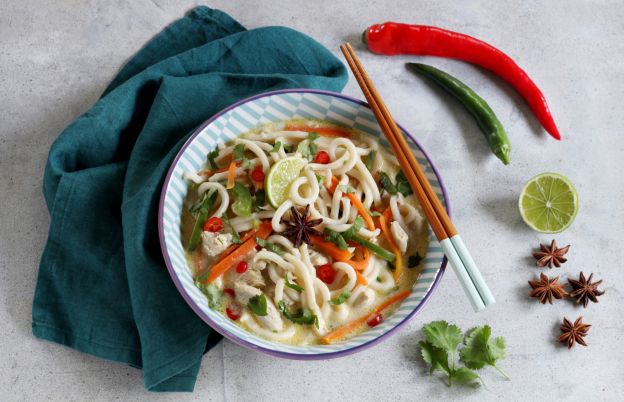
[519,172,578,233]
[265,156,307,208]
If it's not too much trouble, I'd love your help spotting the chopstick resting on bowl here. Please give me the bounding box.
[340,43,495,311]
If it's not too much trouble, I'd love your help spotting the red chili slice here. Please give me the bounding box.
[226,307,241,321]
[223,288,235,299]
[314,150,330,164]
[203,216,223,232]
[236,261,248,274]
[316,264,336,284]
[251,167,265,182]
[367,314,383,327]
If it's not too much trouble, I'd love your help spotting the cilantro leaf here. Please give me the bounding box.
[278,300,318,327]
[379,171,397,195]
[308,132,320,141]
[309,142,318,157]
[342,216,364,239]
[315,174,324,185]
[423,320,464,353]
[419,340,450,375]
[408,253,423,268]
[329,291,350,305]
[460,326,509,379]
[451,367,481,388]
[253,190,266,212]
[284,276,304,293]
[207,149,219,170]
[395,171,413,196]
[247,294,268,316]
[232,143,246,162]
[364,149,377,172]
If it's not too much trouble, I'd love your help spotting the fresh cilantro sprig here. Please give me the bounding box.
[379,171,413,197]
[419,321,508,388]
[296,133,320,161]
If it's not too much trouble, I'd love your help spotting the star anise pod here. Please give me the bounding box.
[568,272,604,308]
[528,273,568,304]
[558,316,591,349]
[532,239,570,268]
[280,205,323,247]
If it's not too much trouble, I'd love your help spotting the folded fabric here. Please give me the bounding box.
[32,6,347,392]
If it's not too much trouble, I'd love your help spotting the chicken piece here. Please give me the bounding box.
[390,221,408,254]
[239,267,265,287]
[234,283,283,331]
[309,249,329,266]
[201,232,232,258]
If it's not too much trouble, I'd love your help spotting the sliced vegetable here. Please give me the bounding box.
[253,190,266,212]
[284,276,304,293]
[271,142,282,153]
[223,288,235,299]
[256,237,287,255]
[327,177,375,230]
[316,264,336,284]
[321,289,411,344]
[309,236,353,261]
[350,235,395,262]
[226,161,237,189]
[285,124,352,138]
[355,270,368,286]
[194,281,222,308]
[367,313,383,327]
[235,261,248,274]
[379,171,413,197]
[188,189,218,251]
[344,244,370,272]
[329,291,351,305]
[314,150,330,164]
[226,306,241,320]
[251,166,265,182]
[205,221,272,283]
[277,300,319,327]
[230,182,252,217]
[364,149,377,172]
[247,294,268,316]
[203,216,223,233]
[407,63,511,165]
[378,215,403,281]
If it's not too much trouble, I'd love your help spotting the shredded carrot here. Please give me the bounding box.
[321,289,412,344]
[205,222,272,283]
[326,177,374,230]
[285,124,352,138]
[214,229,256,265]
[344,244,370,271]
[354,270,368,286]
[378,215,403,282]
[226,161,237,189]
[309,236,352,262]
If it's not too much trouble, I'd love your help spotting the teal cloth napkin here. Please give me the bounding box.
[32,6,347,392]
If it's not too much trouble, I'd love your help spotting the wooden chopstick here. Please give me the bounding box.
[339,43,449,242]
[340,43,495,311]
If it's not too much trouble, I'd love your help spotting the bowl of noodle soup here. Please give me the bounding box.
[159,89,449,359]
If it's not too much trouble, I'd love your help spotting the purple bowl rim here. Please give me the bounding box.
[158,88,450,360]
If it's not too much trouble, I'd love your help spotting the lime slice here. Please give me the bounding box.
[265,156,307,208]
[519,172,578,233]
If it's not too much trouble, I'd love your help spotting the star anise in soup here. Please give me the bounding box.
[280,205,322,247]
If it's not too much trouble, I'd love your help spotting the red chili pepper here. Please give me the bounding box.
[367,314,383,327]
[314,150,330,164]
[363,22,561,140]
[226,307,241,320]
[251,166,265,182]
[203,216,223,232]
[235,261,248,274]
[223,288,236,298]
[316,264,336,284]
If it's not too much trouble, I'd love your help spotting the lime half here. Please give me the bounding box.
[519,172,578,233]
[265,156,307,208]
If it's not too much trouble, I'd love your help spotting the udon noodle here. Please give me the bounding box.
[181,119,427,345]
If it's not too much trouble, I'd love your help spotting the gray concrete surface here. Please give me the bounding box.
[1,0,623,400]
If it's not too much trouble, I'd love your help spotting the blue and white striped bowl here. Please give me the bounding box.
[159,89,449,359]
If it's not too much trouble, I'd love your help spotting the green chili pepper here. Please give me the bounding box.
[351,235,396,262]
[407,63,511,165]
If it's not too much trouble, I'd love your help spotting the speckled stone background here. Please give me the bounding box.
[1,1,623,400]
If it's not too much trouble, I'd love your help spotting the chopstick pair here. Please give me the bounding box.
[340,43,495,311]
